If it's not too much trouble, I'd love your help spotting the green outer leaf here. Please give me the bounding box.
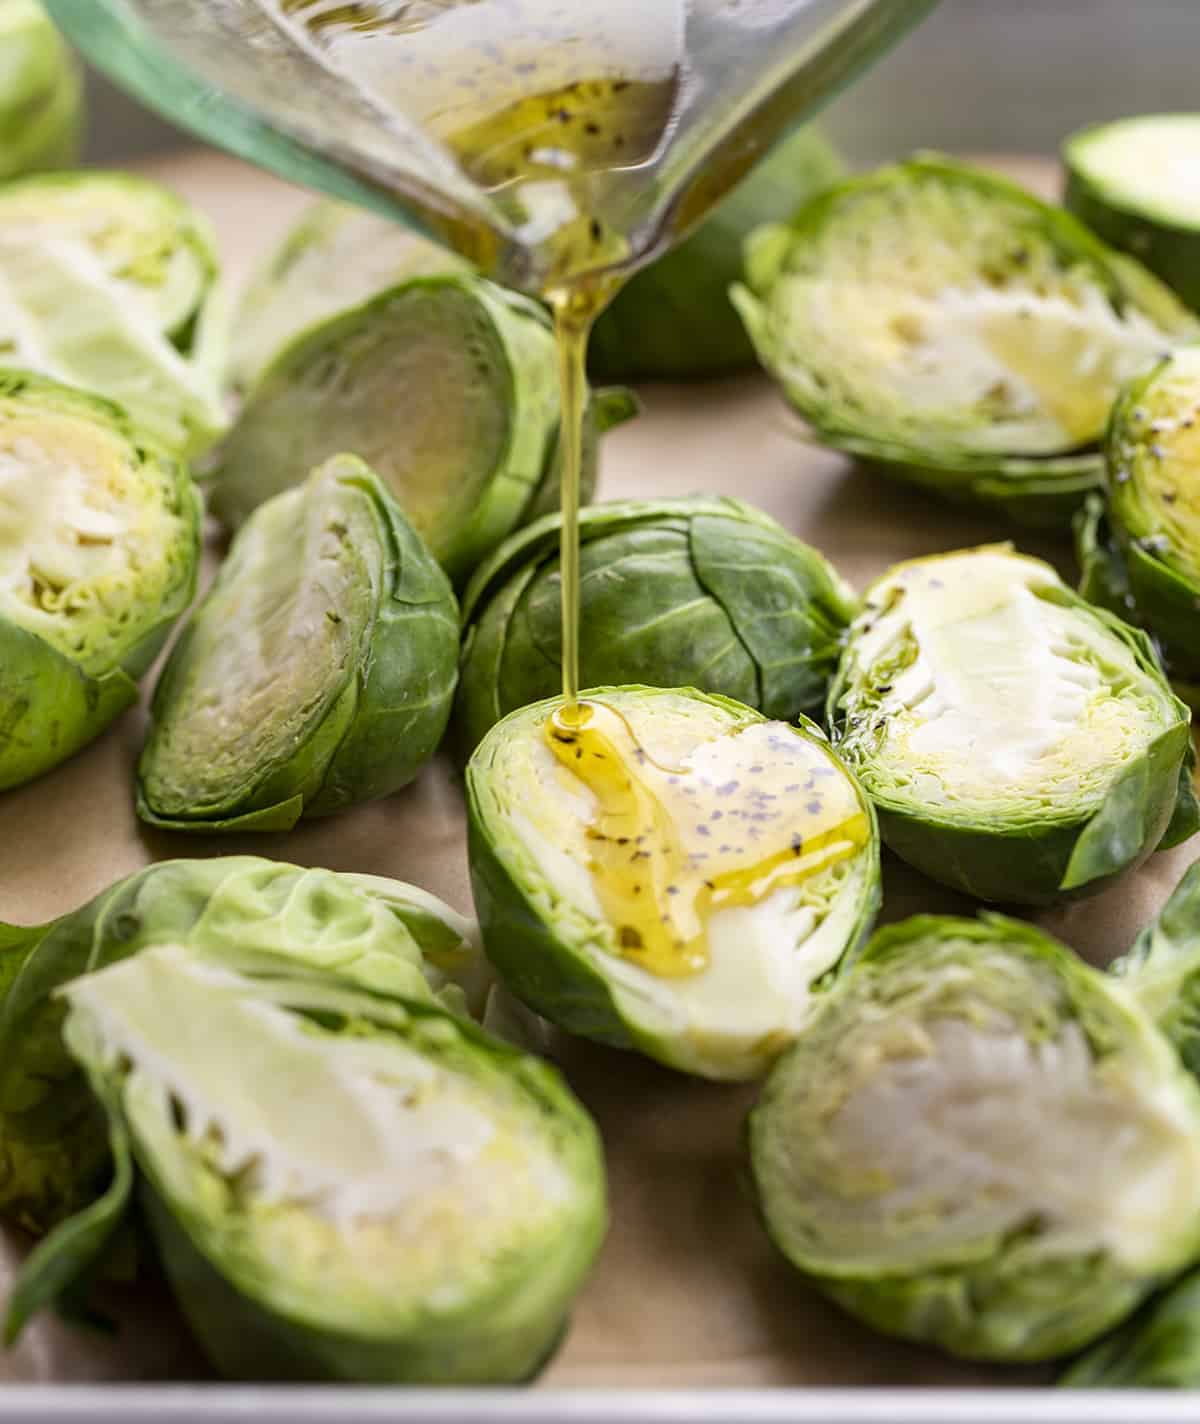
[734,152,1195,526]
[135,792,306,836]
[1160,733,1200,852]
[308,463,460,814]
[0,856,479,1234]
[1102,352,1200,688]
[62,974,605,1385]
[827,561,1194,905]
[1064,117,1200,314]
[0,619,139,791]
[4,1103,133,1345]
[748,911,1200,1362]
[1060,719,1193,888]
[858,447,1106,530]
[212,274,581,586]
[466,686,881,1079]
[1073,492,1136,617]
[137,456,459,831]
[455,496,856,756]
[588,126,844,382]
[0,369,202,791]
[1112,858,1200,1079]
[1060,1267,1200,1387]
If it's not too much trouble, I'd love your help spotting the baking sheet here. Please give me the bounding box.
[2,148,1197,1401]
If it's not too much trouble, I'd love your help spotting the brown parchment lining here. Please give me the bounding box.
[1,151,1190,1391]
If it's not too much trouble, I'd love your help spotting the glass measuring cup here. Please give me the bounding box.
[45,0,939,293]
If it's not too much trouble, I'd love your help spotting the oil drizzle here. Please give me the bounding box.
[545,280,620,708]
[547,700,870,978]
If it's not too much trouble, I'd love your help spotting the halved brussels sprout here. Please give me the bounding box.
[467,686,880,1081]
[229,200,469,395]
[138,454,458,833]
[0,171,227,455]
[0,1,83,181]
[0,855,485,1235]
[827,545,1196,904]
[748,912,1200,1362]
[1085,345,1200,698]
[456,496,857,756]
[1064,115,1200,316]
[732,155,1199,526]
[212,273,635,584]
[7,940,604,1383]
[587,125,844,382]
[0,367,201,790]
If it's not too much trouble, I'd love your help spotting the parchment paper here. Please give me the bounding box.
[2,151,1193,1391]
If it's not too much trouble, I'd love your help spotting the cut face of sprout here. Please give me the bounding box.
[61,944,583,1335]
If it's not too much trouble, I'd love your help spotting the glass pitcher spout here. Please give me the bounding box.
[45,0,939,293]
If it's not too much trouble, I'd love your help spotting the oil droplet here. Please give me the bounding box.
[546,700,869,978]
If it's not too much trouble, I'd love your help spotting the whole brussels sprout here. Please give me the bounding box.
[456,496,857,756]
[0,367,201,790]
[0,1,83,181]
[0,855,486,1236]
[0,171,227,455]
[138,454,459,833]
[229,200,469,395]
[6,938,605,1383]
[213,273,635,585]
[733,155,1199,526]
[748,912,1200,1362]
[587,126,844,382]
[827,544,1197,904]
[1075,346,1200,703]
[467,685,880,1081]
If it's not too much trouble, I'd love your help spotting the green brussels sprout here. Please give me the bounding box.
[6,938,604,1383]
[747,912,1200,1362]
[229,200,470,395]
[0,1,83,181]
[732,155,1199,527]
[1064,115,1200,316]
[456,496,858,756]
[0,855,485,1236]
[0,170,227,455]
[0,367,201,791]
[137,454,458,833]
[467,686,880,1081]
[1078,345,1200,701]
[212,273,635,585]
[587,126,844,382]
[1060,1267,1200,1387]
[827,544,1197,905]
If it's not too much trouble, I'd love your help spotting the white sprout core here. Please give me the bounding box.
[0,409,184,668]
[839,548,1177,813]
